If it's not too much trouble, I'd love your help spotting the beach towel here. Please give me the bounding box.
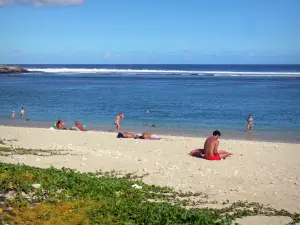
[144,137,160,140]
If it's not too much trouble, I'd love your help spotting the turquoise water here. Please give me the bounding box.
[0,64,300,142]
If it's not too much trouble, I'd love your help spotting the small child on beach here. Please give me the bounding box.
[114,112,124,133]
[11,111,15,119]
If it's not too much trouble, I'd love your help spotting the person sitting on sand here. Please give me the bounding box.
[11,111,15,119]
[114,112,124,133]
[75,120,87,131]
[189,130,232,160]
[203,130,232,160]
[246,114,254,132]
[20,107,24,118]
[53,120,65,130]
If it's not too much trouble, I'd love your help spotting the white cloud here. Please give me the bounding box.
[104,52,121,59]
[0,0,84,7]
[104,52,112,58]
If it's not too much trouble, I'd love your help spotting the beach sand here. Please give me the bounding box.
[0,126,299,224]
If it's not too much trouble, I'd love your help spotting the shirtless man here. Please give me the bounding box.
[20,107,24,118]
[114,112,124,133]
[203,130,232,160]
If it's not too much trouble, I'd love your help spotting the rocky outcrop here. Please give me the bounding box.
[0,65,29,73]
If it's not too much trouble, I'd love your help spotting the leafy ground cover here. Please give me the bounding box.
[0,139,77,157]
[0,157,299,224]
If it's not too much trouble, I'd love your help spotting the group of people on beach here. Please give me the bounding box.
[49,110,253,160]
[10,107,256,161]
[113,111,233,161]
[10,107,24,119]
[52,120,87,132]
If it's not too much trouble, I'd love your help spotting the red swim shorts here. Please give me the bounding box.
[204,154,221,161]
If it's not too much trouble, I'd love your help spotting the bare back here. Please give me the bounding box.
[204,136,219,156]
[114,115,120,124]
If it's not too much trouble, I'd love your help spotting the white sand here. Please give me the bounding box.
[0,126,299,217]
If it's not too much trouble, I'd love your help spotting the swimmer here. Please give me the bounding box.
[203,130,232,160]
[246,114,254,132]
[114,112,124,133]
[11,111,15,119]
[20,107,24,117]
[146,109,150,114]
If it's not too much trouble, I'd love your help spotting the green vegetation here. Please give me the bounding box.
[0,163,299,225]
[0,139,76,156]
[0,146,72,157]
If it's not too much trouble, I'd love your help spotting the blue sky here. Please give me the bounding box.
[0,0,300,64]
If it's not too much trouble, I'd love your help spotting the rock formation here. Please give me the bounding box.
[0,65,29,73]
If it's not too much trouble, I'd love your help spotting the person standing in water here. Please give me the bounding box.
[11,111,15,119]
[114,112,124,133]
[246,114,254,132]
[20,107,24,118]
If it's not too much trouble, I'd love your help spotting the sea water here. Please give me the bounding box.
[0,64,300,142]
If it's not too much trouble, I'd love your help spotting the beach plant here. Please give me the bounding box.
[0,146,77,157]
[0,163,299,225]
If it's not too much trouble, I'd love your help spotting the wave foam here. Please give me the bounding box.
[26,68,300,77]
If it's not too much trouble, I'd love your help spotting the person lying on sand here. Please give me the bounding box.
[117,132,139,138]
[117,132,152,139]
[75,120,87,131]
[53,120,65,130]
[189,130,232,160]
[69,121,87,131]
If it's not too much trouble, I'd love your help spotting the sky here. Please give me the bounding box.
[0,0,300,64]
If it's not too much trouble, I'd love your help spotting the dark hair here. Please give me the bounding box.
[213,130,221,136]
[117,132,125,138]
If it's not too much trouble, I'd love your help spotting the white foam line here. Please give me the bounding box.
[26,68,300,76]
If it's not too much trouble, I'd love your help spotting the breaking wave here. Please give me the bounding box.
[26,68,300,77]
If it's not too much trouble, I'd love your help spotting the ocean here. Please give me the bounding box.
[0,64,300,142]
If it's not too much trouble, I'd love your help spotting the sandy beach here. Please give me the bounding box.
[1,125,299,223]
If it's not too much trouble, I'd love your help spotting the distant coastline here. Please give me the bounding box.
[0,65,29,74]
